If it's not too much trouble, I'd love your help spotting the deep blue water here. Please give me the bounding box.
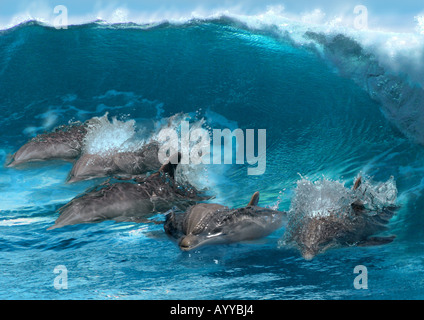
[1,18,424,299]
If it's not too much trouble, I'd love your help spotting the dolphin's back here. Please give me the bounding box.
[49,182,153,230]
[113,141,161,174]
[50,172,203,230]
[67,141,161,183]
[8,124,87,167]
[67,153,119,183]
[217,206,286,241]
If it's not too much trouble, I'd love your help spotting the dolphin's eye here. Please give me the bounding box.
[208,226,225,236]
[213,227,223,234]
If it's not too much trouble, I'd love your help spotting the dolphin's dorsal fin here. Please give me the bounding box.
[159,152,182,179]
[353,176,362,190]
[247,191,260,207]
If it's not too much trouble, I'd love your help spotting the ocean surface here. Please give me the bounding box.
[1,15,424,300]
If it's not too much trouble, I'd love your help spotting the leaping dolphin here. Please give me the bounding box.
[7,122,88,167]
[8,116,163,182]
[48,153,208,230]
[66,141,162,183]
[164,192,286,251]
[282,176,398,260]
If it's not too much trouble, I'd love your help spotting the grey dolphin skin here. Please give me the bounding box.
[48,153,207,230]
[284,177,398,260]
[8,117,163,182]
[7,122,88,167]
[164,191,287,251]
[67,141,162,183]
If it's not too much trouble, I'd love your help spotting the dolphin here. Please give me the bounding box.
[48,153,207,230]
[283,176,398,260]
[7,122,88,167]
[66,141,162,183]
[164,191,286,251]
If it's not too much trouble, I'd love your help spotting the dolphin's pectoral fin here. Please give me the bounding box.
[357,235,396,247]
[247,191,260,207]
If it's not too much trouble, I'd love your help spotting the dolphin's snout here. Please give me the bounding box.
[179,236,193,251]
[302,252,315,260]
[179,235,201,251]
[301,247,317,260]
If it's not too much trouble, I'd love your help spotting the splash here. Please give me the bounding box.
[82,112,144,156]
[79,110,227,191]
[151,110,240,193]
[352,175,398,211]
[157,112,211,192]
[288,176,356,219]
[287,175,397,219]
[279,174,398,249]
